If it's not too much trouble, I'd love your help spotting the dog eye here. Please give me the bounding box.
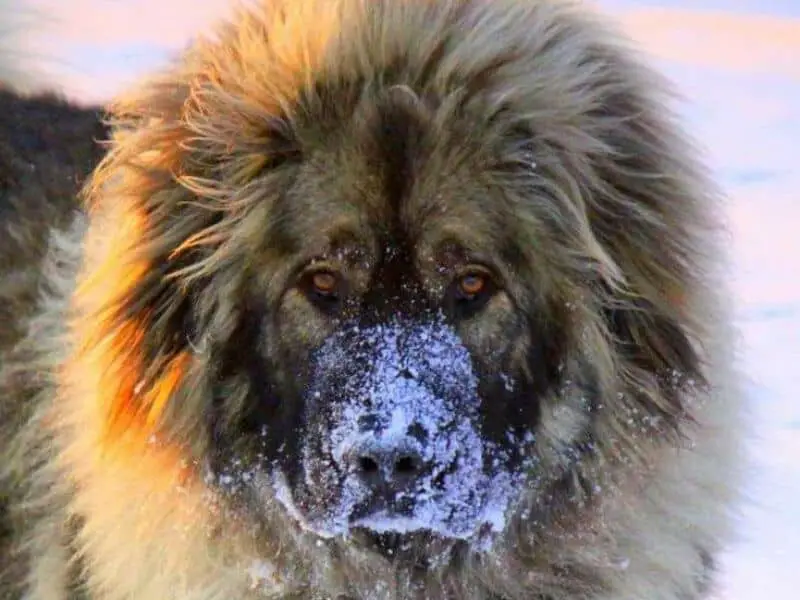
[457,273,486,299]
[443,267,495,319]
[310,271,339,298]
[455,269,493,302]
[300,268,347,315]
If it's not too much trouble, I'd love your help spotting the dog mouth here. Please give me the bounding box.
[271,460,518,552]
[350,528,414,558]
[345,526,469,564]
[271,474,484,564]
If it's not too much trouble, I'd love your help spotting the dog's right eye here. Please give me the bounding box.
[300,268,344,312]
[310,271,338,297]
[441,265,497,321]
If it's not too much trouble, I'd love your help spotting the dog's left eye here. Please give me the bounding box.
[457,273,487,300]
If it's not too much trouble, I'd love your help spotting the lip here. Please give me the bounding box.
[347,493,416,523]
[347,526,443,561]
[347,504,490,543]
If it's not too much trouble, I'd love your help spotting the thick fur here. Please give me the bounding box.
[0,3,107,591]
[0,1,746,599]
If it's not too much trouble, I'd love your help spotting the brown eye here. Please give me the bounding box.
[311,271,338,296]
[458,272,487,298]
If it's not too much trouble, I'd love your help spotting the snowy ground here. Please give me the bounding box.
[19,0,800,597]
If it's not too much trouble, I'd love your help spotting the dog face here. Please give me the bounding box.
[76,0,706,583]
[198,86,569,560]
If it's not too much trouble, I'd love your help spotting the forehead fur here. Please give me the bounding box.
[103,0,684,285]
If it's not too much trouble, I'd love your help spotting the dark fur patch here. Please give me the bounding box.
[0,86,107,598]
[0,88,107,349]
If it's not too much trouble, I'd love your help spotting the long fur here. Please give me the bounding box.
[0,2,108,595]
[0,1,746,599]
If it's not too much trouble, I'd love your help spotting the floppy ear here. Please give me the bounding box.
[585,162,711,429]
[569,64,718,429]
[67,57,309,452]
[65,95,232,450]
[69,175,213,450]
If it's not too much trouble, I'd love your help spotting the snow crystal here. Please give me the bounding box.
[614,557,631,571]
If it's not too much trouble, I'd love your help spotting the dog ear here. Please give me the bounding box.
[70,68,307,449]
[574,69,717,428]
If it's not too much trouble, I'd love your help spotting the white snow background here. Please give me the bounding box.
[18,0,799,597]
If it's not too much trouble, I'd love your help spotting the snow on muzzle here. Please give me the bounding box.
[274,319,519,545]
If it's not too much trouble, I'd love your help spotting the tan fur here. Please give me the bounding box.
[1,1,746,599]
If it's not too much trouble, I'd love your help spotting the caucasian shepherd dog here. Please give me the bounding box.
[0,0,746,598]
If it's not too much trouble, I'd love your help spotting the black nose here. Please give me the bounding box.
[348,439,426,491]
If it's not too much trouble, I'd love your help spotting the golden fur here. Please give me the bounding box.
[1,1,746,598]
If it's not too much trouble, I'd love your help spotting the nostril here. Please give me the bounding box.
[358,455,380,475]
[346,440,425,488]
[394,454,419,476]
